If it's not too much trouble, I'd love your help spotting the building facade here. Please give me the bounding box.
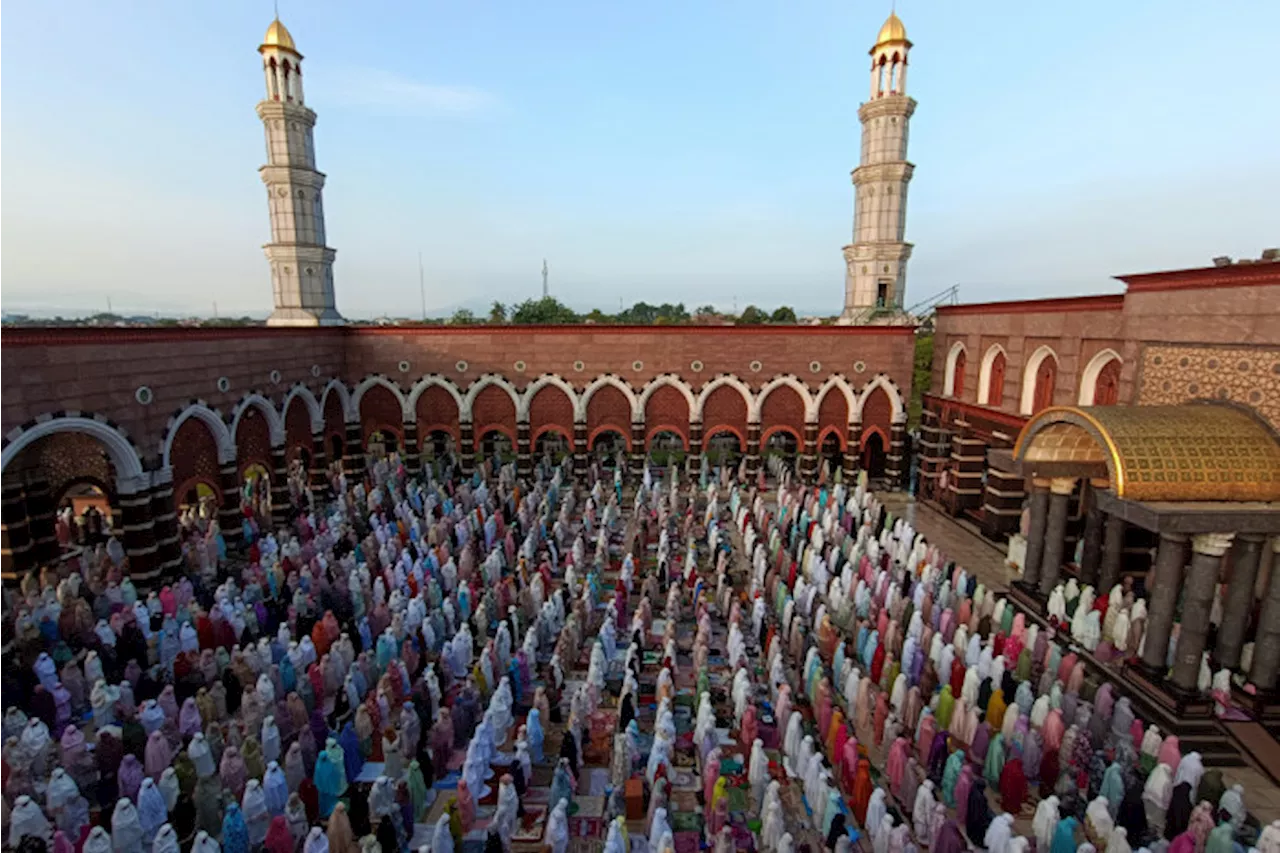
[919,256,1280,544]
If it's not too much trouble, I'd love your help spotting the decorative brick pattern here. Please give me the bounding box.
[702,385,749,439]
[416,385,461,436]
[359,383,406,442]
[235,406,273,476]
[171,417,222,507]
[644,385,691,444]
[284,395,312,454]
[528,385,575,438]
[1137,344,1280,432]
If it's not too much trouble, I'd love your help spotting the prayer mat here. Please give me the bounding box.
[670,810,704,833]
[432,770,461,791]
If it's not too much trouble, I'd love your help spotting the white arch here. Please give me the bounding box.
[637,375,697,424]
[855,374,906,423]
[978,344,1007,407]
[407,375,466,425]
[231,393,286,447]
[755,374,818,423]
[814,375,859,424]
[580,374,642,423]
[282,384,324,433]
[462,374,522,425]
[943,341,968,397]
[162,403,236,468]
[320,379,354,424]
[351,376,410,425]
[693,374,756,424]
[1018,343,1059,412]
[1020,345,1060,415]
[1077,348,1123,406]
[2,415,148,494]
[522,374,582,423]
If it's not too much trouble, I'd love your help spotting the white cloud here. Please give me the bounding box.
[317,67,498,116]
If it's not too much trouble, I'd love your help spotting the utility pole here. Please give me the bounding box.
[213,301,218,319]
[419,252,427,321]
[542,259,549,299]
[107,296,113,314]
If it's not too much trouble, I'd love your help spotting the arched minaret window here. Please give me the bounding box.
[292,66,305,105]
[890,54,900,94]
[877,55,888,98]
[266,57,279,101]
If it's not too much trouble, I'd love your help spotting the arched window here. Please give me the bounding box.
[1020,346,1060,415]
[1078,349,1124,406]
[944,342,967,398]
[985,351,1006,407]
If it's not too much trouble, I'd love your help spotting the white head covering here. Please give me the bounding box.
[303,828,329,853]
[192,824,222,850]
[9,795,52,845]
[151,824,180,853]
[111,798,144,853]
[83,827,115,853]
[430,815,454,853]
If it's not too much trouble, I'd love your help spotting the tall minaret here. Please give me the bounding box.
[257,18,342,326]
[839,12,915,325]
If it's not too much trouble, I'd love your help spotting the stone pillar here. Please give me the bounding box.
[844,421,861,483]
[573,423,587,477]
[1020,478,1051,591]
[517,422,533,479]
[343,422,366,480]
[1216,534,1264,670]
[150,473,182,581]
[885,417,906,488]
[743,423,761,481]
[1141,532,1190,676]
[801,422,818,484]
[0,483,33,586]
[688,422,704,462]
[629,422,645,479]
[917,408,946,501]
[1078,480,1107,587]
[269,445,291,531]
[309,432,330,496]
[23,478,58,566]
[1099,513,1126,595]
[119,486,160,587]
[217,462,244,547]
[460,423,476,475]
[1171,533,1233,691]
[1249,538,1280,692]
[1038,477,1076,597]
[403,422,422,475]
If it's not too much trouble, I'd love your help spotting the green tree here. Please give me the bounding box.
[510,296,581,325]
[449,308,479,325]
[770,306,798,324]
[695,305,717,317]
[909,331,934,427]
[736,305,768,325]
[488,301,507,324]
[584,309,613,324]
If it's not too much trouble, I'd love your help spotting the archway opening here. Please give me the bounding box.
[1093,358,1122,406]
[180,481,220,517]
[241,462,272,519]
[764,429,799,478]
[423,430,457,462]
[329,433,344,464]
[479,429,515,465]
[705,429,743,468]
[862,431,887,478]
[591,429,627,468]
[647,430,686,469]
[821,432,844,480]
[535,430,571,464]
[4,428,128,561]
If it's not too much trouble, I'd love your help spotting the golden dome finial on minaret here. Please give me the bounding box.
[261,18,298,55]
[873,12,910,50]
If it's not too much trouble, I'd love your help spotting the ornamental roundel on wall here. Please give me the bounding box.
[749,361,763,373]
[690,360,704,373]
[217,377,231,393]
[398,361,411,374]
[573,361,585,372]
[456,360,469,373]
[514,361,527,373]
[1137,344,1280,433]
[135,386,153,405]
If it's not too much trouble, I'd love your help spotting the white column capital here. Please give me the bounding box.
[1192,532,1234,557]
[1049,477,1077,496]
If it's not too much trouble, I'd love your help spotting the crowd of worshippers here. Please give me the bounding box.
[0,450,655,853]
[733,465,1280,853]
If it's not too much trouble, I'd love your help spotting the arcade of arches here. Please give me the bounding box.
[1,371,908,587]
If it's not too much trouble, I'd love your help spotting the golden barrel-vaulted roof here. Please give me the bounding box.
[1013,403,1280,503]
[261,18,297,53]
[873,13,910,49]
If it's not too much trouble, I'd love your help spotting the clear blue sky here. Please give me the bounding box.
[3,0,1277,318]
